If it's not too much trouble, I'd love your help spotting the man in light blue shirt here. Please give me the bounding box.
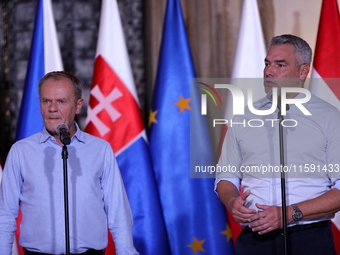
[0,71,139,255]
[216,35,340,254]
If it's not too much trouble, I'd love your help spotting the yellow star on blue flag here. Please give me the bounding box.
[174,95,191,113]
[187,236,205,254]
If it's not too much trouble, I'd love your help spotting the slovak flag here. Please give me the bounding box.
[14,0,63,254]
[84,0,170,254]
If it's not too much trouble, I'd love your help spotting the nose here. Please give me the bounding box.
[264,65,274,78]
[48,100,57,112]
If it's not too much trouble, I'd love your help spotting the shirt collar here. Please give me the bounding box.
[72,122,86,144]
[38,122,86,144]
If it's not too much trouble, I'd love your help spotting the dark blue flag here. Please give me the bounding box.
[148,0,235,254]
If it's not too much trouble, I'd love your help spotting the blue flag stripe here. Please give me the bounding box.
[117,137,171,254]
[15,0,45,141]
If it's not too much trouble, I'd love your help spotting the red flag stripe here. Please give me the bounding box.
[313,0,340,100]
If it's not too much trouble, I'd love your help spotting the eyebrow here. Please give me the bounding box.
[40,97,68,101]
[264,58,288,64]
[275,59,288,64]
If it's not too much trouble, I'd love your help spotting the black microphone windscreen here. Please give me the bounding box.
[56,123,69,135]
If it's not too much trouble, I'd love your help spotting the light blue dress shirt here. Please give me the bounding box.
[216,93,340,226]
[0,123,138,254]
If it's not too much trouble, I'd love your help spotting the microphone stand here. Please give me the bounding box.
[278,103,288,255]
[62,144,70,255]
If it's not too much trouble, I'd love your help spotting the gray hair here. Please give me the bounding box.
[268,34,312,66]
[39,71,83,101]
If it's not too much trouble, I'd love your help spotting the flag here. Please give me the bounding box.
[309,0,340,253]
[84,0,170,254]
[225,0,266,121]
[14,0,63,254]
[309,0,340,111]
[148,0,234,254]
[16,0,63,140]
[222,0,267,244]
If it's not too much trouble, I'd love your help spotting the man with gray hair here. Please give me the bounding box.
[216,34,340,254]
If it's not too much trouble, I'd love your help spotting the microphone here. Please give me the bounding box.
[56,123,71,145]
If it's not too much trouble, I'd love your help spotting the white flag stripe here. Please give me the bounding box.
[95,0,138,103]
[230,0,266,78]
[224,0,266,122]
[11,238,19,255]
[310,69,340,111]
[43,0,63,73]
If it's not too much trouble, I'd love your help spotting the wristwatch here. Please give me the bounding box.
[292,204,303,221]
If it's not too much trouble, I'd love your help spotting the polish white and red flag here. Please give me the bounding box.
[221,0,266,245]
[309,0,340,253]
[84,0,169,254]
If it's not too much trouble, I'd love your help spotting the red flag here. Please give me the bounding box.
[310,0,340,110]
[309,0,340,253]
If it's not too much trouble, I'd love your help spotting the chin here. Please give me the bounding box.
[45,128,57,136]
[44,123,58,133]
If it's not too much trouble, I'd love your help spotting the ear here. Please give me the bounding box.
[75,98,84,114]
[299,64,310,79]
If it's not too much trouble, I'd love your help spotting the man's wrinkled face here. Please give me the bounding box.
[40,77,83,137]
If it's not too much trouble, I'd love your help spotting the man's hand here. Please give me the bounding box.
[248,203,282,235]
[216,181,256,224]
[227,190,256,223]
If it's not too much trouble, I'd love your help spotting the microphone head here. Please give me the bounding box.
[56,123,71,145]
[56,123,69,135]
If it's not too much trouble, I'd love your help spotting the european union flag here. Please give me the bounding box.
[148,0,235,254]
